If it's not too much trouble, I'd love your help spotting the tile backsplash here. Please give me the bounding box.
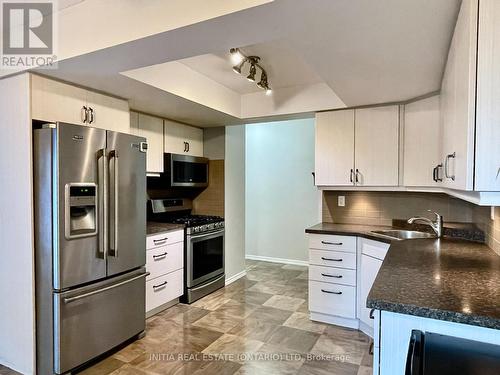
[322,191,500,254]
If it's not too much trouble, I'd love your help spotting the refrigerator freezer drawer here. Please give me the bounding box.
[54,270,146,374]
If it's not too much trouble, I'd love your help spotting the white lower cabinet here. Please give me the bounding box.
[308,233,389,371]
[145,229,184,316]
[146,269,183,313]
[358,239,389,337]
[308,234,359,328]
[309,281,356,319]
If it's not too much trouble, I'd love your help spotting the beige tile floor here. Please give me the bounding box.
[0,260,373,375]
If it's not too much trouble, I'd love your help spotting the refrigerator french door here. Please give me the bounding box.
[34,122,147,374]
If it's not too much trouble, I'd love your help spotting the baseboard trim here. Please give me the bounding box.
[310,312,360,329]
[146,298,179,319]
[225,270,247,285]
[245,254,308,267]
[358,320,374,338]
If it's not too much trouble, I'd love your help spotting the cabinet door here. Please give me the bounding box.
[475,0,500,191]
[355,106,399,186]
[403,96,441,187]
[164,119,189,154]
[359,254,383,332]
[138,113,164,173]
[315,110,355,186]
[183,125,204,157]
[440,0,477,190]
[31,74,87,125]
[164,119,204,157]
[86,90,130,133]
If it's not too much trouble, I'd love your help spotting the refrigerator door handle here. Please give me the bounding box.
[97,148,108,259]
[62,272,149,303]
[109,150,119,257]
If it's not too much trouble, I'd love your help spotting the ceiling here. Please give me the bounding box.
[33,0,461,127]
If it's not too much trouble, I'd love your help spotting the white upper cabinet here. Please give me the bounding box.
[31,74,130,133]
[32,74,88,125]
[130,112,164,173]
[315,110,355,186]
[86,90,130,133]
[475,0,500,191]
[164,119,203,157]
[403,96,442,187]
[314,105,399,187]
[354,106,399,186]
[440,0,477,190]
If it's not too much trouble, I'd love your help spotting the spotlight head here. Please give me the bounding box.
[232,60,245,74]
[247,64,257,82]
[257,71,268,89]
[230,48,243,65]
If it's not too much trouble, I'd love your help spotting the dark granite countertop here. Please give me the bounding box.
[305,222,394,243]
[305,223,500,330]
[147,222,185,236]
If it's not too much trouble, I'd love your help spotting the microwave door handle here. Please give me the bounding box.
[109,150,119,257]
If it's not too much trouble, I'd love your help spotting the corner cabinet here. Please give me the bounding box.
[315,105,399,187]
[130,111,164,174]
[164,119,203,157]
[440,0,500,192]
[31,74,130,133]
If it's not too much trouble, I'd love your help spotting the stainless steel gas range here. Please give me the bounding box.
[148,199,225,303]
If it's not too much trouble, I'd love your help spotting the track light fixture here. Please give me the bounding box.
[230,48,272,94]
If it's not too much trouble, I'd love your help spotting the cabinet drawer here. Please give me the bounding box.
[309,234,356,253]
[146,242,183,281]
[309,249,357,270]
[309,265,356,286]
[146,269,183,312]
[309,281,356,318]
[146,229,184,250]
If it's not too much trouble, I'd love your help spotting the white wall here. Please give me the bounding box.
[245,119,319,263]
[224,125,246,280]
[0,74,35,374]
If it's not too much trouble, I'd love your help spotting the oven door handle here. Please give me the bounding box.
[188,229,225,240]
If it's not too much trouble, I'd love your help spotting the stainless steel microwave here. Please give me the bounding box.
[164,153,209,188]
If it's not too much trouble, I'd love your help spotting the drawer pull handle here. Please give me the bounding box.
[369,308,375,319]
[321,289,342,295]
[153,281,168,290]
[369,342,374,355]
[321,257,343,262]
[321,273,343,278]
[321,241,343,245]
[153,237,168,244]
[153,252,168,260]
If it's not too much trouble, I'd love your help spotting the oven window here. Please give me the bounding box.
[192,235,223,281]
[173,161,207,183]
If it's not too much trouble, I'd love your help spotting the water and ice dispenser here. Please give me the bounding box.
[65,183,98,239]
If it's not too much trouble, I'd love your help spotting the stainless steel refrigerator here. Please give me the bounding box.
[33,122,148,374]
